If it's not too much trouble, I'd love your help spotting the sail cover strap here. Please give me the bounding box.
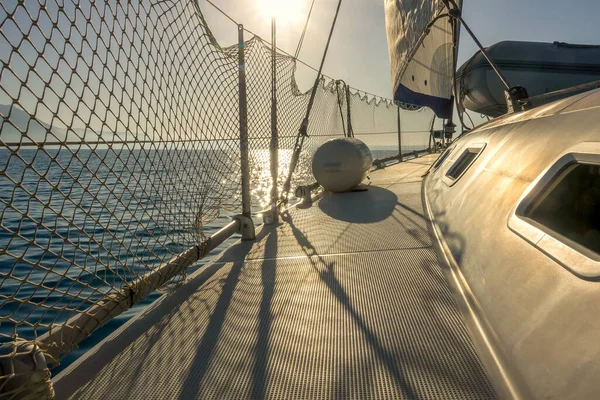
[385,0,461,118]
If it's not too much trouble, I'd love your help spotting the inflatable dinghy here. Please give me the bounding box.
[457,41,600,117]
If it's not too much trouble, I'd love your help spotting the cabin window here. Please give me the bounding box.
[524,163,600,255]
[508,143,600,278]
[432,146,453,170]
[445,143,486,182]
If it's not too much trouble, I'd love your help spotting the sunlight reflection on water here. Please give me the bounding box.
[0,144,414,372]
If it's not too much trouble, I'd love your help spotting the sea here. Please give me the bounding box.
[0,145,419,371]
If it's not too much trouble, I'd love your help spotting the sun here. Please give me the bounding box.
[257,0,304,26]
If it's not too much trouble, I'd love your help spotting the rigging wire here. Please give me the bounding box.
[203,0,237,25]
[464,111,475,129]
[452,84,473,133]
[203,0,393,104]
[300,0,345,133]
[442,1,512,91]
[281,0,345,203]
[294,0,317,59]
[335,81,348,138]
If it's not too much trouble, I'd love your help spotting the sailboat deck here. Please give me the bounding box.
[53,154,497,399]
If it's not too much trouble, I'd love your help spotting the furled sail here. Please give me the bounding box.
[385,0,461,118]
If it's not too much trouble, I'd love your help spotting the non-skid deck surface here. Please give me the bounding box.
[54,154,497,399]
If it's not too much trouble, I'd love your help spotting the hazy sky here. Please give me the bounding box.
[200,0,600,98]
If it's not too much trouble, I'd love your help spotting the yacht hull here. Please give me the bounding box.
[426,88,600,399]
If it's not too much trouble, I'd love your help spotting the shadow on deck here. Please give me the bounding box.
[54,155,497,400]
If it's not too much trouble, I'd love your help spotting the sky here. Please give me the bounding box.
[199,0,600,99]
[2,0,598,144]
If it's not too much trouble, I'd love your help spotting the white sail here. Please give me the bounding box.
[385,0,461,118]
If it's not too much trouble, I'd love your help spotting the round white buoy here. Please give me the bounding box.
[312,138,373,193]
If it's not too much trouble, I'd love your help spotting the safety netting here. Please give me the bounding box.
[0,0,435,393]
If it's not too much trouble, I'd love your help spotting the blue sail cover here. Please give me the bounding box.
[385,0,460,118]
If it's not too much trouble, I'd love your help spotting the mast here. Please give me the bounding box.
[443,0,459,143]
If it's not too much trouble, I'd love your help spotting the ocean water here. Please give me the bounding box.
[0,145,419,371]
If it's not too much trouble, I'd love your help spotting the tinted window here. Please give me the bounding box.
[433,147,453,170]
[526,163,600,255]
[446,146,483,180]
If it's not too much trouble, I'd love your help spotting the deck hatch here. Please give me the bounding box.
[508,143,600,278]
[444,143,486,184]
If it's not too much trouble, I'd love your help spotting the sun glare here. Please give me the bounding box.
[257,0,303,25]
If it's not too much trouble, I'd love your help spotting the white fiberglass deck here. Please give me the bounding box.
[53,154,497,399]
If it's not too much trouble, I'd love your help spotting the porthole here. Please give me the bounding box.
[508,142,600,278]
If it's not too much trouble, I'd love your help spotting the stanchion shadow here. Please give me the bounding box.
[318,185,398,223]
[279,211,418,398]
